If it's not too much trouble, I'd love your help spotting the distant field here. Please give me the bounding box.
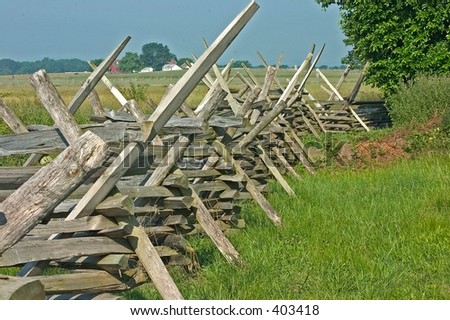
[0,68,381,108]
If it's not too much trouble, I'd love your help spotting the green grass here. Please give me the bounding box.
[124,154,450,300]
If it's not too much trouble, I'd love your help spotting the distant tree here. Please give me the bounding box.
[90,58,104,68]
[233,60,253,68]
[315,0,450,94]
[140,42,177,71]
[319,65,329,70]
[0,59,20,75]
[177,57,193,66]
[120,52,144,73]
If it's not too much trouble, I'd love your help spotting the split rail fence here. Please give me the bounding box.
[0,1,390,300]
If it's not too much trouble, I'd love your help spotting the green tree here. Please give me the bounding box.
[316,0,450,94]
[120,52,143,73]
[0,59,20,75]
[140,42,177,71]
[177,57,193,66]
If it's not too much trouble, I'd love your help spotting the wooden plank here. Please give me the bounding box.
[271,147,300,178]
[329,64,351,100]
[118,185,175,198]
[67,36,130,114]
[0,276,45,300]
[213,141,282,226]
[115,214,184,299]
[162,173,189,189]
[284,132,316,175]
[192,187,241,264]
[235,50,315,150]
[0,131,109,254]
[29,70,82,145]
[35,270,132,294]
[0,99,28,133]
[88,89,105,116]
[257,146,294,195]
[29,215,117,237]
[95,193,134,217]
[57,254,129,272]
[0,237,134,266]
[125,99,146,123]
[88,61,128,107]
[258,66,277,101]
[238,86,261,117]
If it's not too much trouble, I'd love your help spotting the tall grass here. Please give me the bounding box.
[125,154,449,300]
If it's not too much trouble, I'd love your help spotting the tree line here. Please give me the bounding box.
[0,57,90,75]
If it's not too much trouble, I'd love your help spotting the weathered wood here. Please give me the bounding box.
[118,185,175,198]
[192,187,241,264]
[284,132,316,175]
[88,61,128,107]
[258,66,277,101]
[162,173,189,189]
[30,70,83,144]
[35,270,132,294]
[57,254,129,273]
[115,214,184,299]
[0,99,28,134]
[140,136,191,190]
[196,88,228,120]
[238,86,262,117]
[191,180,230,193]
[0,131,109,254]
[125,99,146,123]
[256,50,286,91]
[257,146,294,195]
[56,0,259,229]
[0,237,134,266]
[236,51,314,150]
[88,89,105,115]
[329,64,351,100]
[162,196,194,209]
[95,193,134,217]
[0,276,46,300]
[237,83,250,97]
[213,141,282,226]
[29,215,117,237]
[67,36,130,114]
[272,147,300,178]
[241,63,260,86]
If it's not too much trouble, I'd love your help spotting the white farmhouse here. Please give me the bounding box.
[162,59,182,71]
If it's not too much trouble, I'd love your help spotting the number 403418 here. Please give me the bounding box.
[271,305,319,316]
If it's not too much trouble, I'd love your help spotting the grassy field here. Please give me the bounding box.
[124,154,450,300]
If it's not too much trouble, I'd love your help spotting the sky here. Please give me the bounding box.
[0,0,348,67]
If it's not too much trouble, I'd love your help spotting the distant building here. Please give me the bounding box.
[162,59,182,72]
[109,60,121,73]
[140,67,154,73]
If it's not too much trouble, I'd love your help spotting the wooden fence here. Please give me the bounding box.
[0,1,391,300]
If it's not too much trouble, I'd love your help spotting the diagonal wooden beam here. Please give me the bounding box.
[68,36,130,114]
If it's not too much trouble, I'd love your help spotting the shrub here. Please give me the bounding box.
[120,82,148,102]
[386,75,450,127]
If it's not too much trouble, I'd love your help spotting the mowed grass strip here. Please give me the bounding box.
[125,154,449,300]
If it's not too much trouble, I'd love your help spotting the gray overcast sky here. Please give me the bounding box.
[0,0,348,66]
